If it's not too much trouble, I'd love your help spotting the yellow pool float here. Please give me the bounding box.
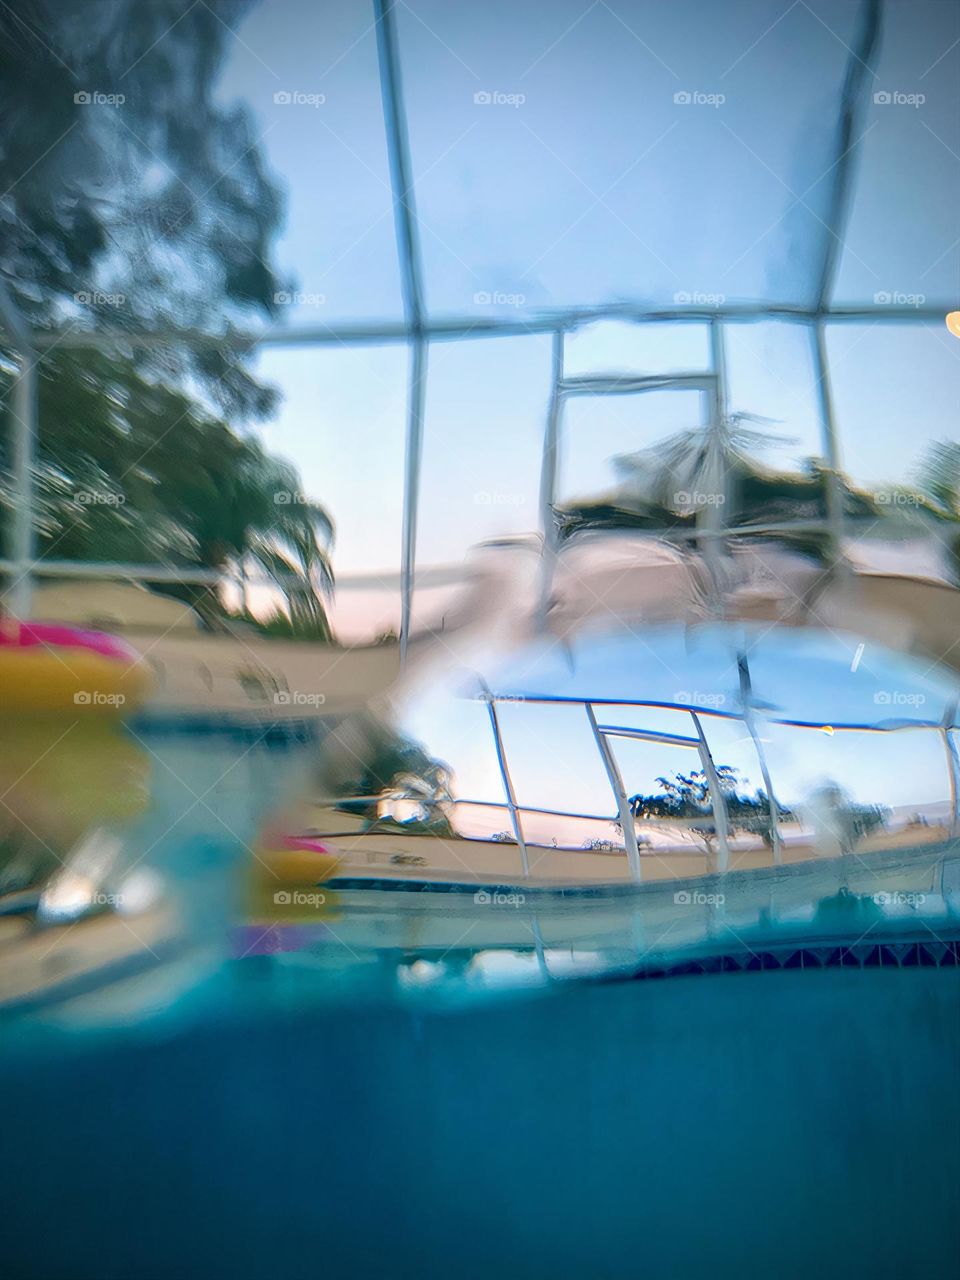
[0,620,153,715]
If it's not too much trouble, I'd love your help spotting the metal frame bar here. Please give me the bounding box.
[811,319,846,559]
[27,305,949,354]
[0,279,37,617]
[454,798,618,823]
[480,683,530,878]
[690,710,732,874]
[536,358,717,621]
[598,725,699,748]
[942,706,960,837]
[479,691,952,734]
[737,652,784,863]
[0,0,940,647]
[374,0,426,661]
[585,702,643,882]
[815,0,884,312]
[399,336,427,661]
[559,372,714,396]
[535,329,564,629]
[699,318,729,615]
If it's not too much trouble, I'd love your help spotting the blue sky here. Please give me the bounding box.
[402,625,959,820]
[217,0,960,586]
[210,0,960,817]
[214,0,959,598]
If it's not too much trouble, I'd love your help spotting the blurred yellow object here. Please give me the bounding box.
[946,311,960,338]
[0,720,151,842]
[255,845,342,883]
[0,633,153,715]
[247,841,342,921]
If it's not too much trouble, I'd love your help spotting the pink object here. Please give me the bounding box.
[283,836,333,854]
[0,620,138,663]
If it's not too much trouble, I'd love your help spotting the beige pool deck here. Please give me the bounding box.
[291,807,953,887]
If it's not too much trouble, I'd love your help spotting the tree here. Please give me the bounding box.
[556,416,877,564]
[0,2,334,633]
[917,439,960,582]
[629,766,787,853]
[334,723,454,835]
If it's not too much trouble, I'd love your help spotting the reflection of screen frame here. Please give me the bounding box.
[2,0,952,663]
[458,639,960,884]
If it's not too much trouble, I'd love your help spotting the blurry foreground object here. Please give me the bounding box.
[0,619,153,715]
[288,614,960,890]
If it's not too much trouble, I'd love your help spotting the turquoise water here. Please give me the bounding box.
[2,725,959,1278]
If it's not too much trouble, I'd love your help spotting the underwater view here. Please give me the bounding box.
[1,1,959,1277]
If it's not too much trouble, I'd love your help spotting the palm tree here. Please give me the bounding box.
[611,413,789,517]
[555,413,883,570]
[198,447,335,638]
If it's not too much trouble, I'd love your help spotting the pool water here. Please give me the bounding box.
[1,722,959,1278]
